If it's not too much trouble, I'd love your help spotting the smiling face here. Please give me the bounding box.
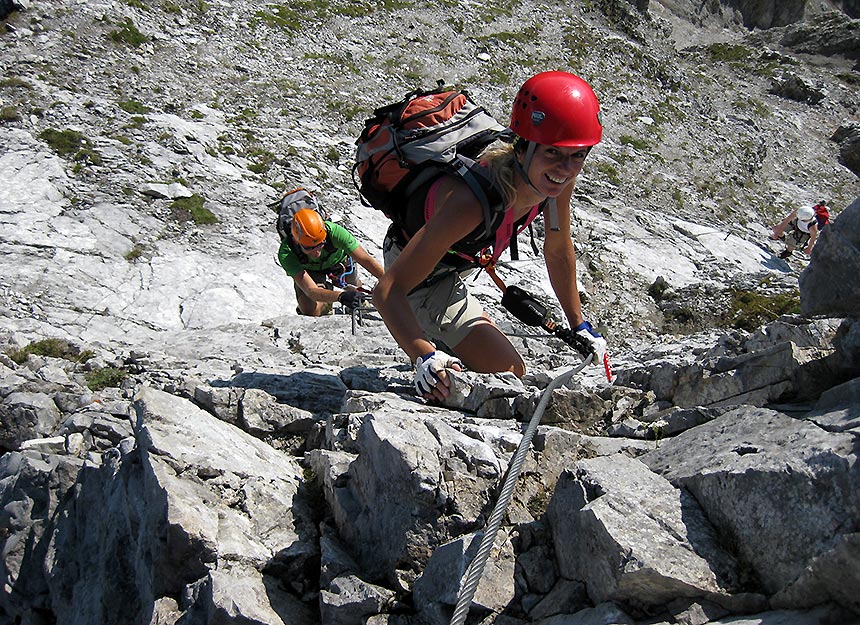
[523,144,590,197]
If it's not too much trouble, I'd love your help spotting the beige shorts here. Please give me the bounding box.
[383,234,486,348]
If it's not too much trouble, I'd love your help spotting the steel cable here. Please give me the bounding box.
[448,355,593,625]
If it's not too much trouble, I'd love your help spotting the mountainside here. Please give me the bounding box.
[1,0,858,349]
[1,1,860,624]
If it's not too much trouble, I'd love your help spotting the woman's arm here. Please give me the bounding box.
[373,177,485,363]
[543,183,585,329]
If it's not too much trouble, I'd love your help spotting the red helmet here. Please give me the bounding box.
[291,208,326,247]
[510,71,602,147]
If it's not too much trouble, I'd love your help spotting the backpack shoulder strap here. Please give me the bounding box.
[454,155,508,237]
[545,197,560,232]
[322,223,337,255]
[285,231,308,264]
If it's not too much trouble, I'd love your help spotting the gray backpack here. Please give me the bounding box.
[269,187,327,241]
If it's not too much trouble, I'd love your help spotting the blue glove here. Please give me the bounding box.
[572,321,608,363]
[414,350,463,396]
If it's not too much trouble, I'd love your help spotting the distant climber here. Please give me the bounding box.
[278,207,385,316]
[770,205,819,259]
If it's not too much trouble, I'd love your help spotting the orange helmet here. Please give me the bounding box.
[510,71,603,147]
[291,208,326,247]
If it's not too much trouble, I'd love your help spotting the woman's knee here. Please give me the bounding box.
[454,323,525,376]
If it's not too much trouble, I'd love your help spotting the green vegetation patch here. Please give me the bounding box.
[733,97,770,117]
[39,127,85,156]
[125,115,147,130]
[85,366,129,391]
[248,148,276,174]
[705,42,756,63]
[170,193,219,224]
[596,162,620,185]
[837,71,860,85]
[332,2,373,17]
[109,18,149,47]
[119,100,151,114]
[721,289,800,332]
[39,127,102,165]
[1,106,20,122]
[325,99,364,121]
[0,77,31,89]
[620,134,649,151]
[7,338,94,365]
[124,243,147,261]
[254,4,310,31]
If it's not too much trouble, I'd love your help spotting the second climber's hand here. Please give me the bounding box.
[414,350,463,403]
[571,321,608,364]
[338,289,369,311]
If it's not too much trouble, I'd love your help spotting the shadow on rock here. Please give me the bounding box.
[211,370,347,414]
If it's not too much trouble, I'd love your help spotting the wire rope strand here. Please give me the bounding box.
[448,355,592,625]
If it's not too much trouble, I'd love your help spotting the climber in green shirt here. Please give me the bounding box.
[278,207,384,316]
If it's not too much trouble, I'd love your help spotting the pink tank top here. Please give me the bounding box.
[425,177,542,264]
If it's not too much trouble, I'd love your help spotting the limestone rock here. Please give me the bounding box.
[642,407,860,607]
[546,454,741,611]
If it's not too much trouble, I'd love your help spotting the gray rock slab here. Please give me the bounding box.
[320,573,396,625]
[642,406,860,607]
[1,390,62,449]
[805,376,860,432]
[546,454,740,609]
[206,565,316,625]
[533,601,635,625]
[134,386,316,575]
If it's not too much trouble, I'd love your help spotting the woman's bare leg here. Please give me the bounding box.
[452,319,526,377]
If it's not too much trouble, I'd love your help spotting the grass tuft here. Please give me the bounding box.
[170,194,219,225]
[7,338,94,365]
[722,289,800,332]
[85,367,129,391]
[109,18,149,47]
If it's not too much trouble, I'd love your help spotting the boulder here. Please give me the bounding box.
[0,391,62,450]
[643,407,860,612]
[546,454,744,612]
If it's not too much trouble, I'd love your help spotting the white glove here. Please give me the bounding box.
[572,321,608,363]
[414,350,463,396]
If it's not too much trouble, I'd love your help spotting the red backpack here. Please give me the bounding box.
[813,203,830,229]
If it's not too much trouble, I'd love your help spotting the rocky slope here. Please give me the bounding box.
[1,0,860,624]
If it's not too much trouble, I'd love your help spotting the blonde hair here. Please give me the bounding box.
[479,140,521,208]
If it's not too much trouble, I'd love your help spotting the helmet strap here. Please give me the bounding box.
[514,140,542,196]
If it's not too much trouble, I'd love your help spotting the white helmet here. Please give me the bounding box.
[797,206,815,222]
